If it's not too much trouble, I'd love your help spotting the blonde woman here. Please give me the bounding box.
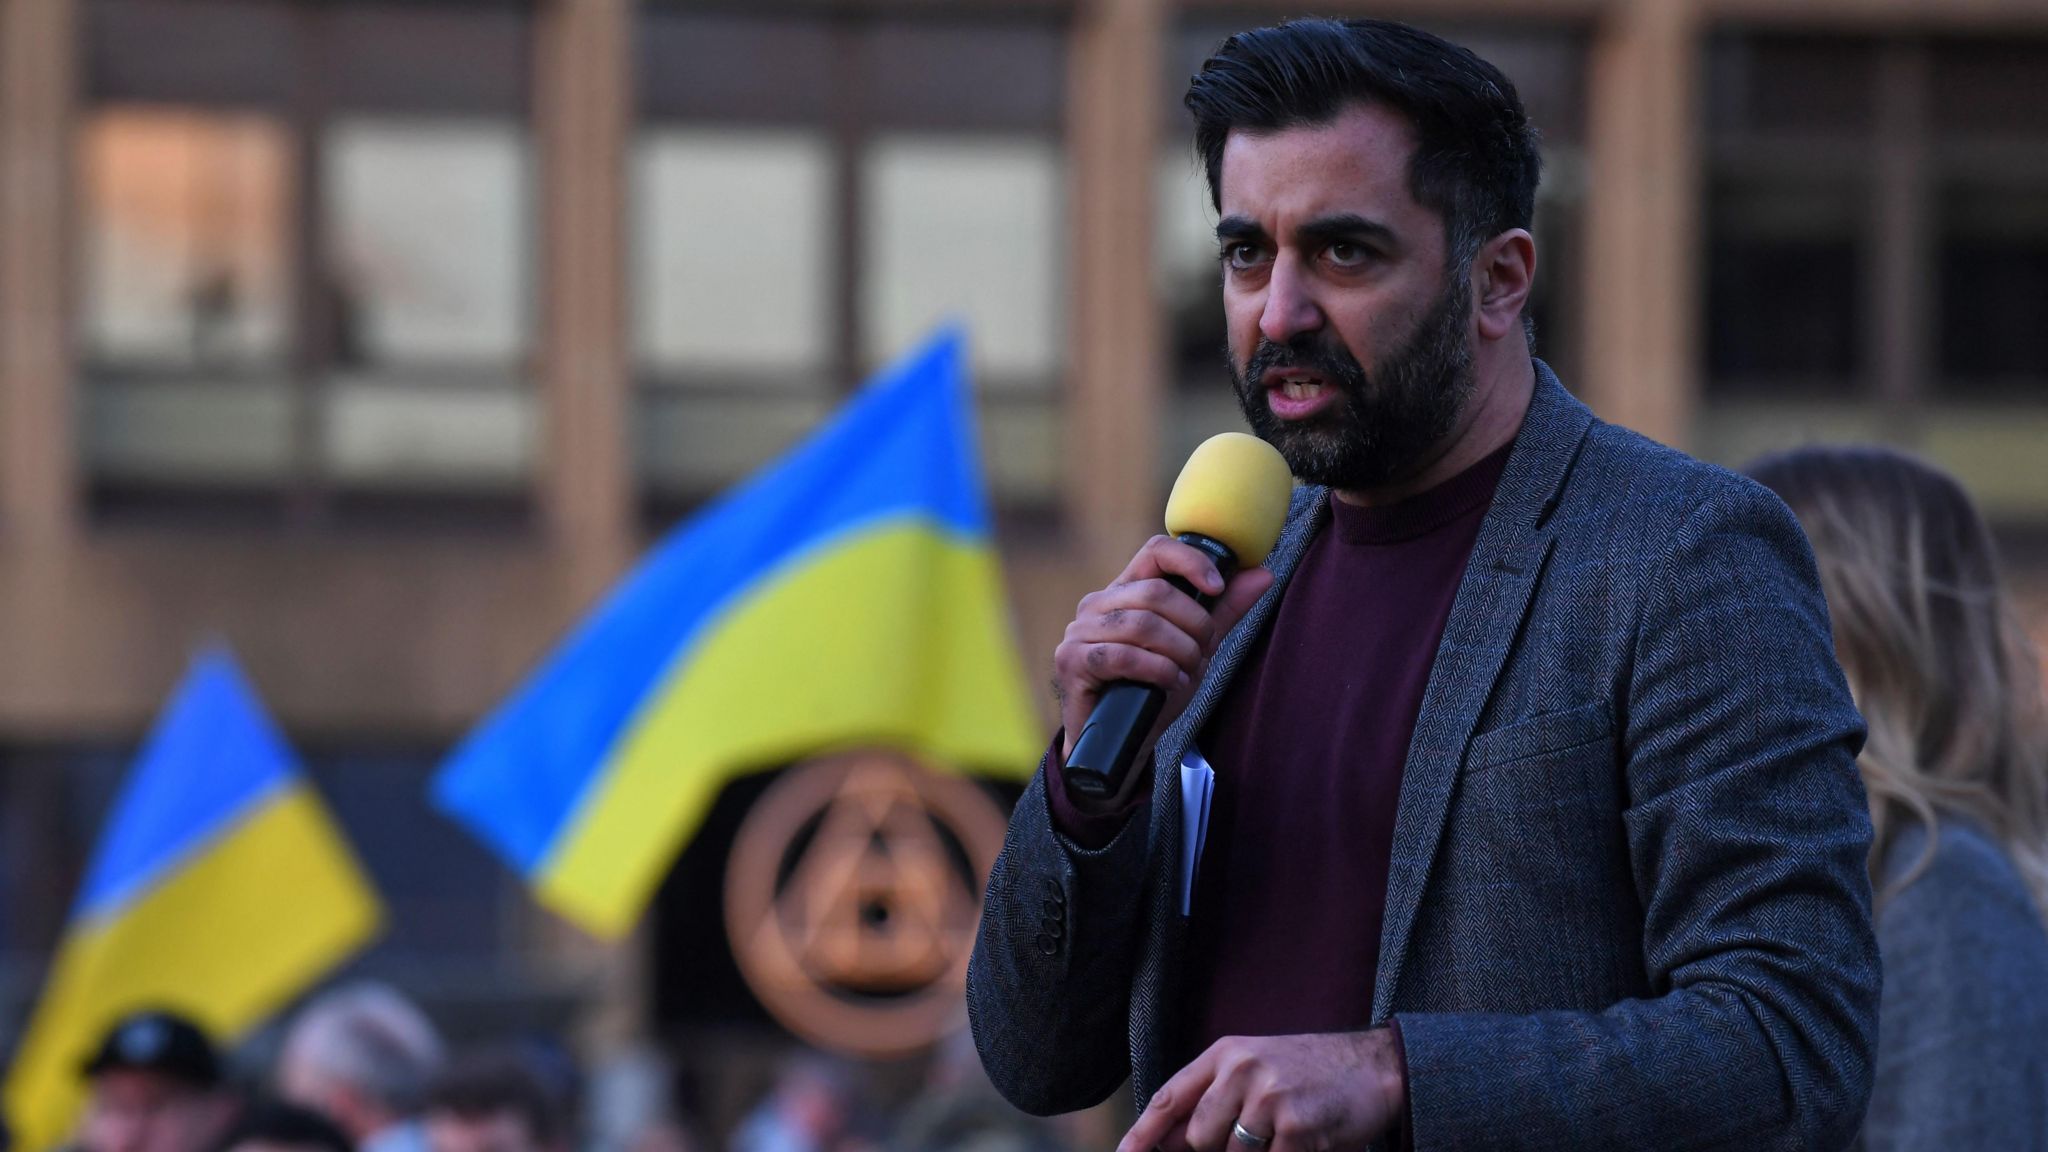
[1749,445,2048,1148]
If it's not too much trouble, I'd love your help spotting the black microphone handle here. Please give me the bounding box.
[1062,534,1237,799]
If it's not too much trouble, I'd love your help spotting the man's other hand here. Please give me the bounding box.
[1117,1031,1405,1152]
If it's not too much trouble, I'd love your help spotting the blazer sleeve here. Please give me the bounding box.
[1393,478,1882,1151]
[967,750,1153,1116]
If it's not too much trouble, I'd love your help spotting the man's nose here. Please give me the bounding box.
[1258,252,1323,346]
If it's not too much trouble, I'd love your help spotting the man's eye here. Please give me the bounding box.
[1221,243,1266,270]
[1326,242,1371,267]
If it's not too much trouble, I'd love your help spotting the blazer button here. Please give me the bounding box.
[1040,917,1064,940]
[1042,898,1064,920]
[1035,933,1059,956]
[1042,876,1064,901]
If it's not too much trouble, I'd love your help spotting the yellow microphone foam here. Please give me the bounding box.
[1163,432,1294,567]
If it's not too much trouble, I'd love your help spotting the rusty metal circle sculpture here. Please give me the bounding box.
[723,750,1009,1059]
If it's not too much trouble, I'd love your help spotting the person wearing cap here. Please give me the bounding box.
[73,1011,239,1152]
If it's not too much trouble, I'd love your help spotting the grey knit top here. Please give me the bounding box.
[1858,816,2048,1150]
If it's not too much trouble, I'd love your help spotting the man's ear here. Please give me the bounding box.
[1472,228,1536,343]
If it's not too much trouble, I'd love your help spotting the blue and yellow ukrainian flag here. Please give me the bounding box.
[432,330,1040,939]
[3,649,380,1150]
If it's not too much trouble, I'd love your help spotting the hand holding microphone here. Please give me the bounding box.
[1054,433,1293,804]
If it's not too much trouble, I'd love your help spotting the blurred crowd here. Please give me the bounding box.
[42,988,1081,1152]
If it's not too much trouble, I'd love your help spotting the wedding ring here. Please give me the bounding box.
[1231,1121,1272,1149]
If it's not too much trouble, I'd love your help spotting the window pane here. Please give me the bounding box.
[862,134,1064,380]
[1156,148,1241,483]
[1156,146,1241,494]
[1932,40,2048,139]
[1705,34,1875,138]
[863,135,1063,508]
[322,120,534,492]
[324,120,531,367]
[980,393,1060,509]
[323,377,536,490]
[1938,183,2048,394]
[1156,152,1217,295]
[87,379,294,484]
[81,108,292,368]
[634,129,834,377]
[638,392,835,499]
[1706,181,1865,391]
[80,108,295,486]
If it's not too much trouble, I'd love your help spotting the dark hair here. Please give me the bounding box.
[425,1052,564,1147]
[1185,18,1542,266]
[214,1101,354,1152]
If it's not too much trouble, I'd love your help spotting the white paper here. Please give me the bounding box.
[1179,748,1216,917]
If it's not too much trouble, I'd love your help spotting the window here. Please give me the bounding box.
[1706,179,1864,392]
[82,112,293,372]
[1700,33,2048,526]
[322,120,534,491]
[632,10,1068,516]
[79,0,536,524]
[636,130,834,379]
[863,135,1064,504]
[632,126,838,496]
[862,136,1063,382]
[81,110,297,486]
[1937,182,2048,396]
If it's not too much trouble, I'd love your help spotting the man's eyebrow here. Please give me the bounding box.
[1295,213,1398,249]
[1215,215,1267,244]
[1213,213,1400,249]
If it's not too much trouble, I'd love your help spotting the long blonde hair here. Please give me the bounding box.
[1749,445,2048,918]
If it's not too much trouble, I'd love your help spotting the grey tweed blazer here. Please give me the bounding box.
[967,362,1881,1150]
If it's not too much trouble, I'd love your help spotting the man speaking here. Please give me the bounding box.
[967,18,1879,1151]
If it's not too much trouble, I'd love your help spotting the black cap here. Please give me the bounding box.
[81,1011,221,1087]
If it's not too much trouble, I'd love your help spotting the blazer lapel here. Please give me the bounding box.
[1371,364,1594,1022]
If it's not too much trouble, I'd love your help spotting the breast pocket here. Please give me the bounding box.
[1435,699,1641,1012]
[1465,700,1615,775]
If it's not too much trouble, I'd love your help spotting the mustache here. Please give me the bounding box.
[1240,336,1368,391]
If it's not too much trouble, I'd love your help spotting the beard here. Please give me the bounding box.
[1231,275,1476,491]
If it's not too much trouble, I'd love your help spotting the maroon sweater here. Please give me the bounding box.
[1049,442,1509,1072]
